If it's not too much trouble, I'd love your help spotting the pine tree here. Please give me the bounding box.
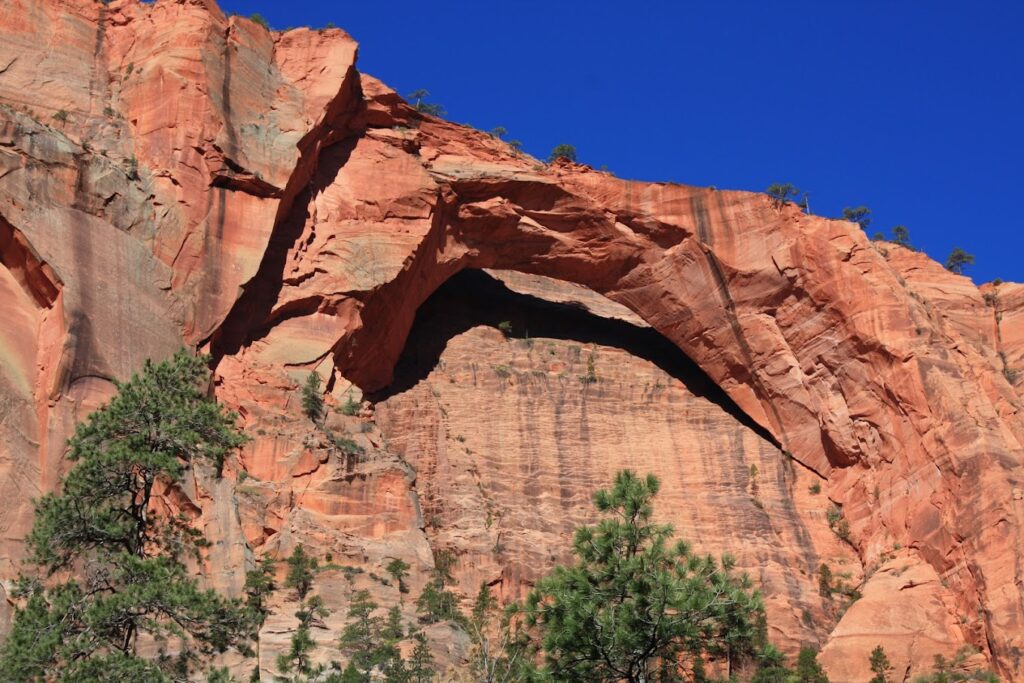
[285,545,319,600]
[386,558,411,594]
[244,555,277,624]
[382,659,411,683]
[0,350,252,681]
[340,662,367,682]
[244,555,276,673]
[415,548,464,626]
[339,590,388,676]
[415,582,464,625]
[405,89,445,117]
[794,647,830,682]
[766,183,800,209]
[891,225,911,247]
[945,247,975,275]
[408,632,436,683]
[242,557,276,679]
[277,594,330,679]
[522,470,765,682]
[382,605,405,642]
[751,643,793,682]
[301,372,324,423]
[868,645,892,683]
[547,144,577,163]
[842,206,872,231]
[468,583,532,683]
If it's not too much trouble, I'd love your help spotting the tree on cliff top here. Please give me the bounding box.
[945,247,975,275]
[766,183,800,208]
[842,206,872,231]
[406,89,446,117]
[0,350,253,681]
[521,469,766,682]
[891,225,911,247]
[547,144,577,163]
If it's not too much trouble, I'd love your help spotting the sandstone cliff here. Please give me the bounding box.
[0,0,1021,680]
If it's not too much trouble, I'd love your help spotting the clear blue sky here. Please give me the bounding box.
[221,1,1023,284]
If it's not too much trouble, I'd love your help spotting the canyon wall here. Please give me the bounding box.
[0,0,1022,680]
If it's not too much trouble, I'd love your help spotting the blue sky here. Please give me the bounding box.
[221,1,1023,284]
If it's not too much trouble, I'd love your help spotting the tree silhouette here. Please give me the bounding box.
[945,247,975,274]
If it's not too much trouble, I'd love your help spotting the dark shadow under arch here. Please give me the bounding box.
[369,269,780,448]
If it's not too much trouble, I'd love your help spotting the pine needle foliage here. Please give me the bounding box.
[468,583,532,683]
[302,372,325,423]
[285,545,319,601]
[0,349,252,681]
[522,470,765,682]
[945,248,975,275]
[842,206,872,231]
[869,645,893,683]
[547,144,577,163]
[766,183,800,208]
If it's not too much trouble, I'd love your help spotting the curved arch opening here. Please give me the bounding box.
[371,268,778,448]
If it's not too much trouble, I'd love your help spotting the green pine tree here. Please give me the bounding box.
[842,206,872,231]
[795,646,830,682]
[339,590,388,676]
[339,662,367,682]
[244,555,277,624]
[869,645,893,683]
[408,632,436,683]
[382,605,405,642]
[468,582,532,683]
[891,225,911,247]
[382,656,411,683]
[752,643,793,682]
[414,547,465,626]
[285,545,319,600]
[244,555,277,674]
[522,470,766,682]
[301,372,325,423]
[547,144,577,163]
[415,581,464,626]
[0,350,252,681]
[405,89,446,117]
[386,558,411,594]
[945,247,975,275]
[766,183,800,209]
[276,594,330,678]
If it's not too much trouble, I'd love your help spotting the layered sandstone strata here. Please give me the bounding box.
[0,0,1021,679]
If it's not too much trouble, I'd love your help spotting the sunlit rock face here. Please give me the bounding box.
[1,1,1023,679]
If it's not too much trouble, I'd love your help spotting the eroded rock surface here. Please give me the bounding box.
[1,0,1022,679]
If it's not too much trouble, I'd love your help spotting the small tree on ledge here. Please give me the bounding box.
[869,645,893,683]
[406,89,446,117]
[766,183,800,209]
[548,144,577,163]
[842,206,872,231]
[302,371,325,424]
[945,247,975,275]
[891,224,911,247]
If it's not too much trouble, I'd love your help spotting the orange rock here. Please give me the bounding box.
[818,552,986,681]
[1,0,1023,679]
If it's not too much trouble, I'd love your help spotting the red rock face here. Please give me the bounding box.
[1,1,1023,680]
